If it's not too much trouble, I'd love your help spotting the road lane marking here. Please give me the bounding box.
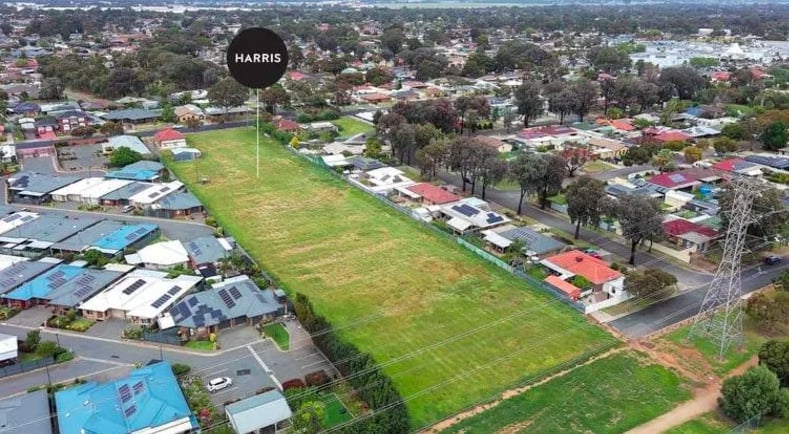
[247,345,282,390]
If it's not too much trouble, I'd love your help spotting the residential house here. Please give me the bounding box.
[106,161,167,183]
[438,199,510,234]
[540,250,627,305]
[99,182,155,207]
[204,106,250,120]
[50,220,126,255]
[484,225,567,258]
[0,258,61,301]
[124,240,189,270]
[129,181,184,209]
[712,158,763,177]
[162,275,283,336]
[150,192,203,218]
[0,389,53,434]
[0,214,102,258]
[152,128,187,150]
[54,110,91,133]
[80,271,202,325]
[662,216,720,253]
[14,141,56,159]
[300,121,338,134]
[745,155,789,170]
[273,118,300,133]
[647,171,713,193]
[50,178,106,202]
[183,236,233,268]
[102,135,151,156]
[475,136,513,153]
[54,361,198,434]
[101,108,161,124]
[7,172,81,204]
[225,391,292,434]
[350,167,415,194]
[2,263,123,312]
[170,148,201,162]
[583,136,628,159]
[174,104,205,123]
[89,224,160,257]
[399,183,461,206]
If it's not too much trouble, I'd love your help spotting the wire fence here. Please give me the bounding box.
[285,146,586,312]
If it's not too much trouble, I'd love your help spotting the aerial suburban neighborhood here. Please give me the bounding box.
[1,0,789,433]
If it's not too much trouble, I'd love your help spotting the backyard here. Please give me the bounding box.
[166,127,616,427]
[332,117,374,138]
[441,351,692,434]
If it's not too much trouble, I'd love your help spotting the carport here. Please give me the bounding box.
[225,390,292,434]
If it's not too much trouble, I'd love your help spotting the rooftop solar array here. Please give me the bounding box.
[122,279,147,295]
[452,204,479,217]
[486,213,504,224]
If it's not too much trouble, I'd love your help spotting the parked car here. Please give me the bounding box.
[206,377,233,392]
[584,249,603,259]
[764,255,782,265]
[122,205,135,213]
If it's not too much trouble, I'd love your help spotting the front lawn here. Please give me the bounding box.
[185,340,215,351]
[583,160,616,174]
[167,128,615,426]
[262,323,290,351]
[442,351,692,434]
[332,117,374,138]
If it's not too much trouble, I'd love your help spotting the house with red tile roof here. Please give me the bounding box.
[711,158,762,176]
[361,93,392,104]
[663,217,720,252]
[403,183,462,206]
[540,250,626,304]
[647,168,726,192]
[711,71,730,82]
[274,118,300,132]
[153,128,186,150]
[654,130,693,143]
[544,275,581,301]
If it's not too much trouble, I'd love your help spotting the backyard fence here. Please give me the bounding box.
[285,145,587,313]
[141,328,181,346]
[0,356,56,379]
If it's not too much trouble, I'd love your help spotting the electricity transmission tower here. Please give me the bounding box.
[689,177,762,359]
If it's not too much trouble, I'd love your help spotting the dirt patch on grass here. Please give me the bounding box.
[496,418,535,434]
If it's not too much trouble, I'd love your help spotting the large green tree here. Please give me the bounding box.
[624,268,677,299]
[761,121,788,151]
[514,81,543,128]
[110,146,143,167]
[207,77,249,120]
[509,153,566,212]
[719,366,789,423]
[760,340,789,388]
[566,176,606,239]
[611,194,664,265]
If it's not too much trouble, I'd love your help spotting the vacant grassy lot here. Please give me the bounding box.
[442,351,692,434]
[332,117,374,138]
[169,128,615,426]
[262,322,290,350]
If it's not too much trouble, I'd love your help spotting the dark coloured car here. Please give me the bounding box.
[764,255,781,265]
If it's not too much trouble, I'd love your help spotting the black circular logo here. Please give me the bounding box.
[226,27,289,89]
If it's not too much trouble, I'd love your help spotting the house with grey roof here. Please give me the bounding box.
[149,192,203,218]
[99,182,155,207]
[7,172,81,204]
[161,275,283,335]
[0,214,102,258]
[483,225,568,258]
[0,389,53,434]
[183,236,233,267]
[0,258,61,296]
[44,267,126,313]
[50,220,126,254]
[101,108,161,124]
[102,135,152,156]
[225,390,292,434]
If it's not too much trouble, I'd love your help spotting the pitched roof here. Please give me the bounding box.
[663,218,719,238]
[712,158,758,172]
[274,118,300,131]
[544,275,581,300]
[647,171,701,189]
[8,172,81,195]
[0,389,53,434]
[168,276,280,329]
[153,128,184,143]
[55,361,194,434]
[655,130,693,142]
[498,227,567,256]
[0,259,61,296]
[406,183,461,205]
[543,250,622,285]
[124,240,188,267]
[183,236,232,265]
[226,390,292,434]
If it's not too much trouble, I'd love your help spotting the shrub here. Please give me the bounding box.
[172,363,192,376]
[56,351,74,363]
[36,341,59,357]
[282,378,307,390]
[719,366,789,423]
[66,309,77,322]
[25,330,40,350]
[205,216,217,227]
[305,370,330,387]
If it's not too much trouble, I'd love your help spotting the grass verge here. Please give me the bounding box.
[263,322,290,351]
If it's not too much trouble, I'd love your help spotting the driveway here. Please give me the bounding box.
[5,305,50,328]
[83,318,127,340]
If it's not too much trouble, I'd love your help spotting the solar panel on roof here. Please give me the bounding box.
[193,315,205,327]
[188,297,198,306]
[668,174,686,183]
[151,294,172,308]
[20,216,34,223]
[167,285,181,296]
[125,233,138,241]
[132,381,144,395]
[228,287,242,299]
[486,214,504,224]
[218,289,235,308]
[119,384,132,403]
[124,405,136,418]
[135,227,149,235]
[77,275,95,285]
[74,286,94,298]
[4,214,21,222]
[122,279,146,295]
[453,204,478,217]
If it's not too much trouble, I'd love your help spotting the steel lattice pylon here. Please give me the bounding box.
[689,177,762,359]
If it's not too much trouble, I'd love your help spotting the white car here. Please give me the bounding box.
[206,377,233,392]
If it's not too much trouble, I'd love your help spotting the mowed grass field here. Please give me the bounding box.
[442,351,692,434]
[168,128,616,426]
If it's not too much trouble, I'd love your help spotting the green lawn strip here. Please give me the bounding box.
[184,340,215,351]
[170,128,614,426]
[755,418,789,433]
[665,413,731,434]
[583,160,616,173]
[442,351,692,434]
[319,392,353,428]
[332,117,374,138]
[20,352,45,363]
[262,323,290,351]
[661,321,766,376]
[495,178,521,191]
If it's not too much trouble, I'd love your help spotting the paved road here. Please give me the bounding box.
[435,170,712,289]
[610,262,785,338]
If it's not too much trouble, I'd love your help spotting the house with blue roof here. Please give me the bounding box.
[54,361,197,434]
[90,224,160,257]
[2,264,124,312]
[106,161,167,182]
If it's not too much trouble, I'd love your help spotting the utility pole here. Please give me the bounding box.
[689,177,761,359]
